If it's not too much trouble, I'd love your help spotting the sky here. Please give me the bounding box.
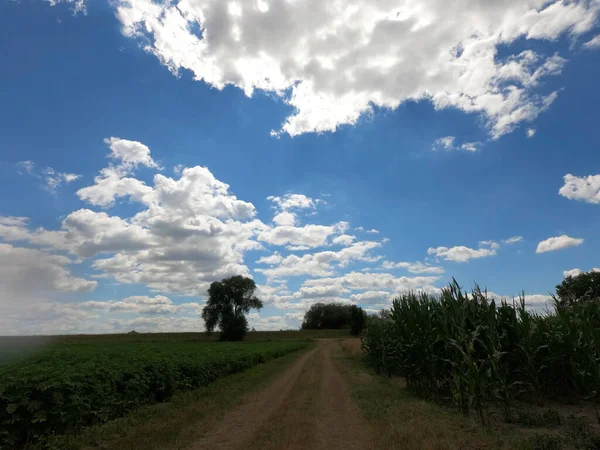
[0,0,599,335]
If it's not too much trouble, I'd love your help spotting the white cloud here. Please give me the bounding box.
[46,0,86,14]
[43,168,81,192]
[503,236,524,245]
[349,290,393,307]
[522,294,553,311]
[16,161,81,193]
[526,128,536,138]
[563,268,583,278]
[256,240,382,280]
[303,272,440,294]
[9,139,263,297]
[460,142,481,152]
[332,234,355,246]
[257,222,345,249]
[16,160,36,175]
[104,137,160,169]
[76,137,161,207]
[584,35,600,49]
[112,0,598,138]
[0,243,97,299]
[268,194,315,210]
[256,252,283,265]
[272,211,297,226]
[0,243,98,335]
[428,240,499,262]
[0,217,32,241]
[366,228,379,234]
[563,267,600,278]
[559,174,600,204]
[435,136,456,150]
[381,261,445,274]
[433,136,480,152]
[536,235,584,253]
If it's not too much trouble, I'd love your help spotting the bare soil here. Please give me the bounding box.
[186,340,372,450]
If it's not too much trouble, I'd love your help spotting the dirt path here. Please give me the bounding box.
[186,340,372,450]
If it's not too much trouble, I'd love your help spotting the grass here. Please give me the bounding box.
[337,339,600,450]
[32,344,314,450]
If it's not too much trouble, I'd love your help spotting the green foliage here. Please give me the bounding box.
[0,340,306,448]
[556,271,600,307]
[202,276,263,341]
[361,279,600,426]
[301,302,352,330]
[349,305,367,336]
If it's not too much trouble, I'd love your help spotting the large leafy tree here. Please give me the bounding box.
[301,302,353,330]
[555,271,600,307]
[349,305,367,336]
[202,276,263,341]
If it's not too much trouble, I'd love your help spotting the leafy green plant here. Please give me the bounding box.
[361,279,600,427]
[0,340,307,448]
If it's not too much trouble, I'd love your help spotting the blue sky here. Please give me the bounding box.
[0,0,599,334]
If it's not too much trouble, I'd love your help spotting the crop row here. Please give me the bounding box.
[361,280,600,425]
[0,340,307,448]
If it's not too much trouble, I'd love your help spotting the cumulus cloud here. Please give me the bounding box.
[109,0,599,138]
[76,137,161,207]
[428,240,499,262]
[349,290,393,307]
[526,128,536,138]
[0,242,98,335]
[332,234,355,246]
[0,243,97,299]
[381,261,445,274]
[536,235,584,253]
[272,211,297,226]
[257,222,347,249]
[268,194,315,210]
[559,174,600,204]
[563,267,600,278]
[256,240,382,280]
[7,140,264,297]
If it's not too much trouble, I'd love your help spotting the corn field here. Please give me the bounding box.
[361,280,600,425]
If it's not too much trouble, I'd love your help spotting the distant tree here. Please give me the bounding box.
[349,305,367,336]
[202,276,263,341]
[556,271,600,307]
[301,303,353,330]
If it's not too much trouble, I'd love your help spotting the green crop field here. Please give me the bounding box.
[362,280,600,428]
[0,339,309,448]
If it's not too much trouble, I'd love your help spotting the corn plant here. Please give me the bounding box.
[361,279,600,426]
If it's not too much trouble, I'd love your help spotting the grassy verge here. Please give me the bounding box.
[336,340,600,450]
[33,344,313,450]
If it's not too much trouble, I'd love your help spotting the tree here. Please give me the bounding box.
[301,302,353,330]
[349,305,366,336]
[202,276,263,341]
[556,271,600,307]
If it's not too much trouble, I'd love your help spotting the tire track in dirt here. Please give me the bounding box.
[185,340,371,450]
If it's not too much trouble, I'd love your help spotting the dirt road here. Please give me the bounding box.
[186,340,372,450]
